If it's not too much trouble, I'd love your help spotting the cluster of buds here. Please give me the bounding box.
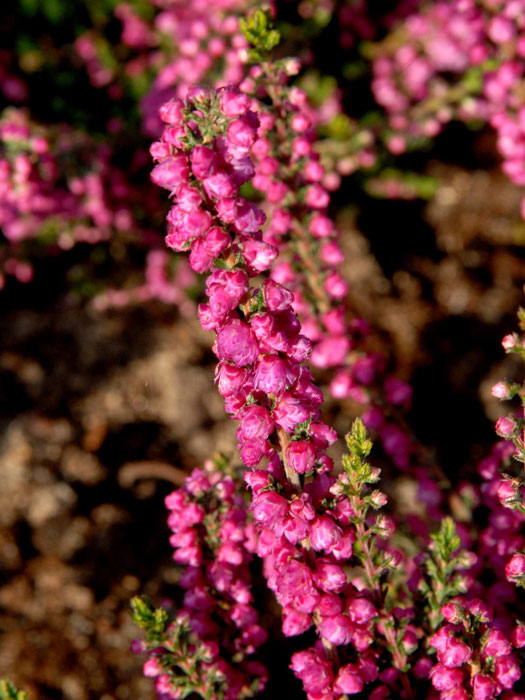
[132,457,267,699]
[369,0,525,216]
[0,107,153,290]
[149,78,426,696]
[429,599,522,700]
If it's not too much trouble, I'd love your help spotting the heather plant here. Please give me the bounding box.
[2,1,525,699]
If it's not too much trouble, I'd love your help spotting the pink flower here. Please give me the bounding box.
[346,597,376,625]
[282,607,312,637]
[482,629,512,658]
[494,654,521,688]
[310,515,342,552]
[495,415,518,438]
[273,392,310,432]
[216,319,259,366]
[286,440,316,474]
[319,613,353,645]
[151,155,189,191]
[253,355,293,395]
[333,663,364,695]
[262,278,294,312]
[429,664,464,691]
[472,673,497,700]
[314,560,347,593]
[290,649,333,694]
[251,491,288,528]
[237,405,274,442]
[506,553,525,582]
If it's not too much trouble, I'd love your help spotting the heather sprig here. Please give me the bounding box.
[0,682,27,700]
[132,457,268,699]
[419,517,471,632]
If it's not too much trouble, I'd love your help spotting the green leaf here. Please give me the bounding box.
[0,681,28,700]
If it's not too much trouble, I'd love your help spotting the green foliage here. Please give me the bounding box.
[131,595,170,643]
[419,518,470,631]
[240,9,280,61]
[0,681,27,700]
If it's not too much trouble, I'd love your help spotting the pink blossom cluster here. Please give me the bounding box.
[370,0,525,214]
[74,0,269,137]
[148,82,440,699]
[429,599,522,700]
[238,57,446,523]
[0,108,150,288]
[134,459,268,699]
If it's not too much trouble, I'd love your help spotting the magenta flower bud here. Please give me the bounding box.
[150,141,171,161]
[512,624,525,648]
[311,336,350,369]
[216,319,259,367]
[238,405,274,442]
[143,657,163,677]
[276,559,316,600]
[289,335,312,363]
[310,514,342,552]
[239,439,267,467]
[320,614,353,646]
[251,490,288,527]
[346,597,377,625]
[241,239,278,272]
[310,213,334,238]
[244,470,271,494]
[250,312,275,340]
[309,421,338,448]
[324,270,348,298]
[465,599,493,622]
[305,183,330,209]
[273,391,310,432]
[159,98,184,126]
[203,226,230,258]
[441,603,460,624]
[262,278,294,312]
[314,560,347,593]
[286,440,316,474]
[254,355,292,395]
[440,636,472,668]
[216,196,237,223]
[430,626,454,653]
[282,606,312,637]
[318,594,343,617]
[233,199,266,233]
[472,673,497,700]
[227,116,258,150]
[495,415,518,438]
[290,650,333,694]
[506,552,525,582]
[320,240,344,265]
[385,377,412,405]
[494,654,521,688]
[488,16,516,44]
[498,478,519,506]
[189,238,214,273]
[151,155,189,191]
[219,89,251,117]
[483,629,512,659]
[333,663,364,695]
[190,145,217,180]
[491,381,512,399]
[330,531,354,560]
[202,171,236,200]
[429,664,464,691]
[130,639,145,654]
[502,333,519,350]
